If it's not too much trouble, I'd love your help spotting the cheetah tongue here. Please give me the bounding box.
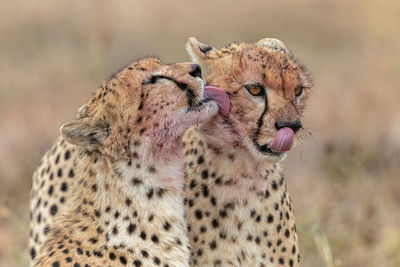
[204,86,230,115]
[269,127,295,152]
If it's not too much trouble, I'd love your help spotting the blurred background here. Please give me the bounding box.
[0,0,399,266]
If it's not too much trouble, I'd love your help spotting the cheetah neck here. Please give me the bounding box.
[183,127,300,267]
[199,115,245,152]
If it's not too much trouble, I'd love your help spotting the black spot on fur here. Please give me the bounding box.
[61,182,68,192]
[120,256,127,265]
[195,209,203,220]
[30,247,36,259]
[141,250,149,258]
[197,156,204,164]
[147,188,154,199]
[50,204,58,215]
[140,231,146,240]
[151,234,159,243]
[64,150,70,160]
[127,223,136,234]
[163,221,171,231]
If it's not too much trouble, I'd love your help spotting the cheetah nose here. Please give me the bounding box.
[275,120,302,133]
[189,64,202,79]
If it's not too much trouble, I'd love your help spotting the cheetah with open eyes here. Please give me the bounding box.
[182,38,312,266]
[32,57,229,266]
[29,38,312,267]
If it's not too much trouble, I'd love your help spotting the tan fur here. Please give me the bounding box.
[32,58,219,267]
[29,38,313,267]
[182,38,312,266]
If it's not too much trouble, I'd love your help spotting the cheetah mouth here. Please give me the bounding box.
[253,128,295,156]
[203,86,230,115]
[254,141,284,156]
[188,86,230,115]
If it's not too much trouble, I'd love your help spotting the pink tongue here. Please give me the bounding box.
[204,86,230,115]
[269,127,295,152]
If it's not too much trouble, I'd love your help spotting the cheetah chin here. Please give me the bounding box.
[253,127,295,160]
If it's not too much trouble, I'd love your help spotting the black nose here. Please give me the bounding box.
[189,64,202,79]
[275,120,302,133]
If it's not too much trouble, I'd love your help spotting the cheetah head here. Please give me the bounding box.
[60,58,229,159]
[187,38,312,162]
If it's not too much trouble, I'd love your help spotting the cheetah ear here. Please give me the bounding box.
[77,103,90,119]
[256,38,290,56]
[186,37,216,75]
[60,117,110,149]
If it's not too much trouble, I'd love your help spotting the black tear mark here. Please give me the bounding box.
[252,91,270,149]
[185,88,197,109]
[256,92,268,130]
[199,45,213,54]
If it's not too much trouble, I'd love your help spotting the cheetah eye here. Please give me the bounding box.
[294,86,304,98]
[142,75,161,85]
[147,76,158,84]
[245,84,264,97]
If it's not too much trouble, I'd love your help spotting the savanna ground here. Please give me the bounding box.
[0,0,399,266]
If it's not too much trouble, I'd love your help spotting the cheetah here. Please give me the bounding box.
[32,57,230,266]
[182,38,312,267]
[29,38,312,267]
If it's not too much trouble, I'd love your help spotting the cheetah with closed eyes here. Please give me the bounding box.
[182,38,312,267]
[32,57,229,266]
[29,38,312,267]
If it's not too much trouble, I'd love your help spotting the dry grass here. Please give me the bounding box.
[0,0,399,266]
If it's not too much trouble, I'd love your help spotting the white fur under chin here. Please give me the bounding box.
[201,115,243,151]
[249,136,304,163]
[247,142,288,163]
[127,101,219,192]
[148,101,219,152]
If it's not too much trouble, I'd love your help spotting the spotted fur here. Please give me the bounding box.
[31,58,220,266]
[29,38,313,267]
[182,38,312,267]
